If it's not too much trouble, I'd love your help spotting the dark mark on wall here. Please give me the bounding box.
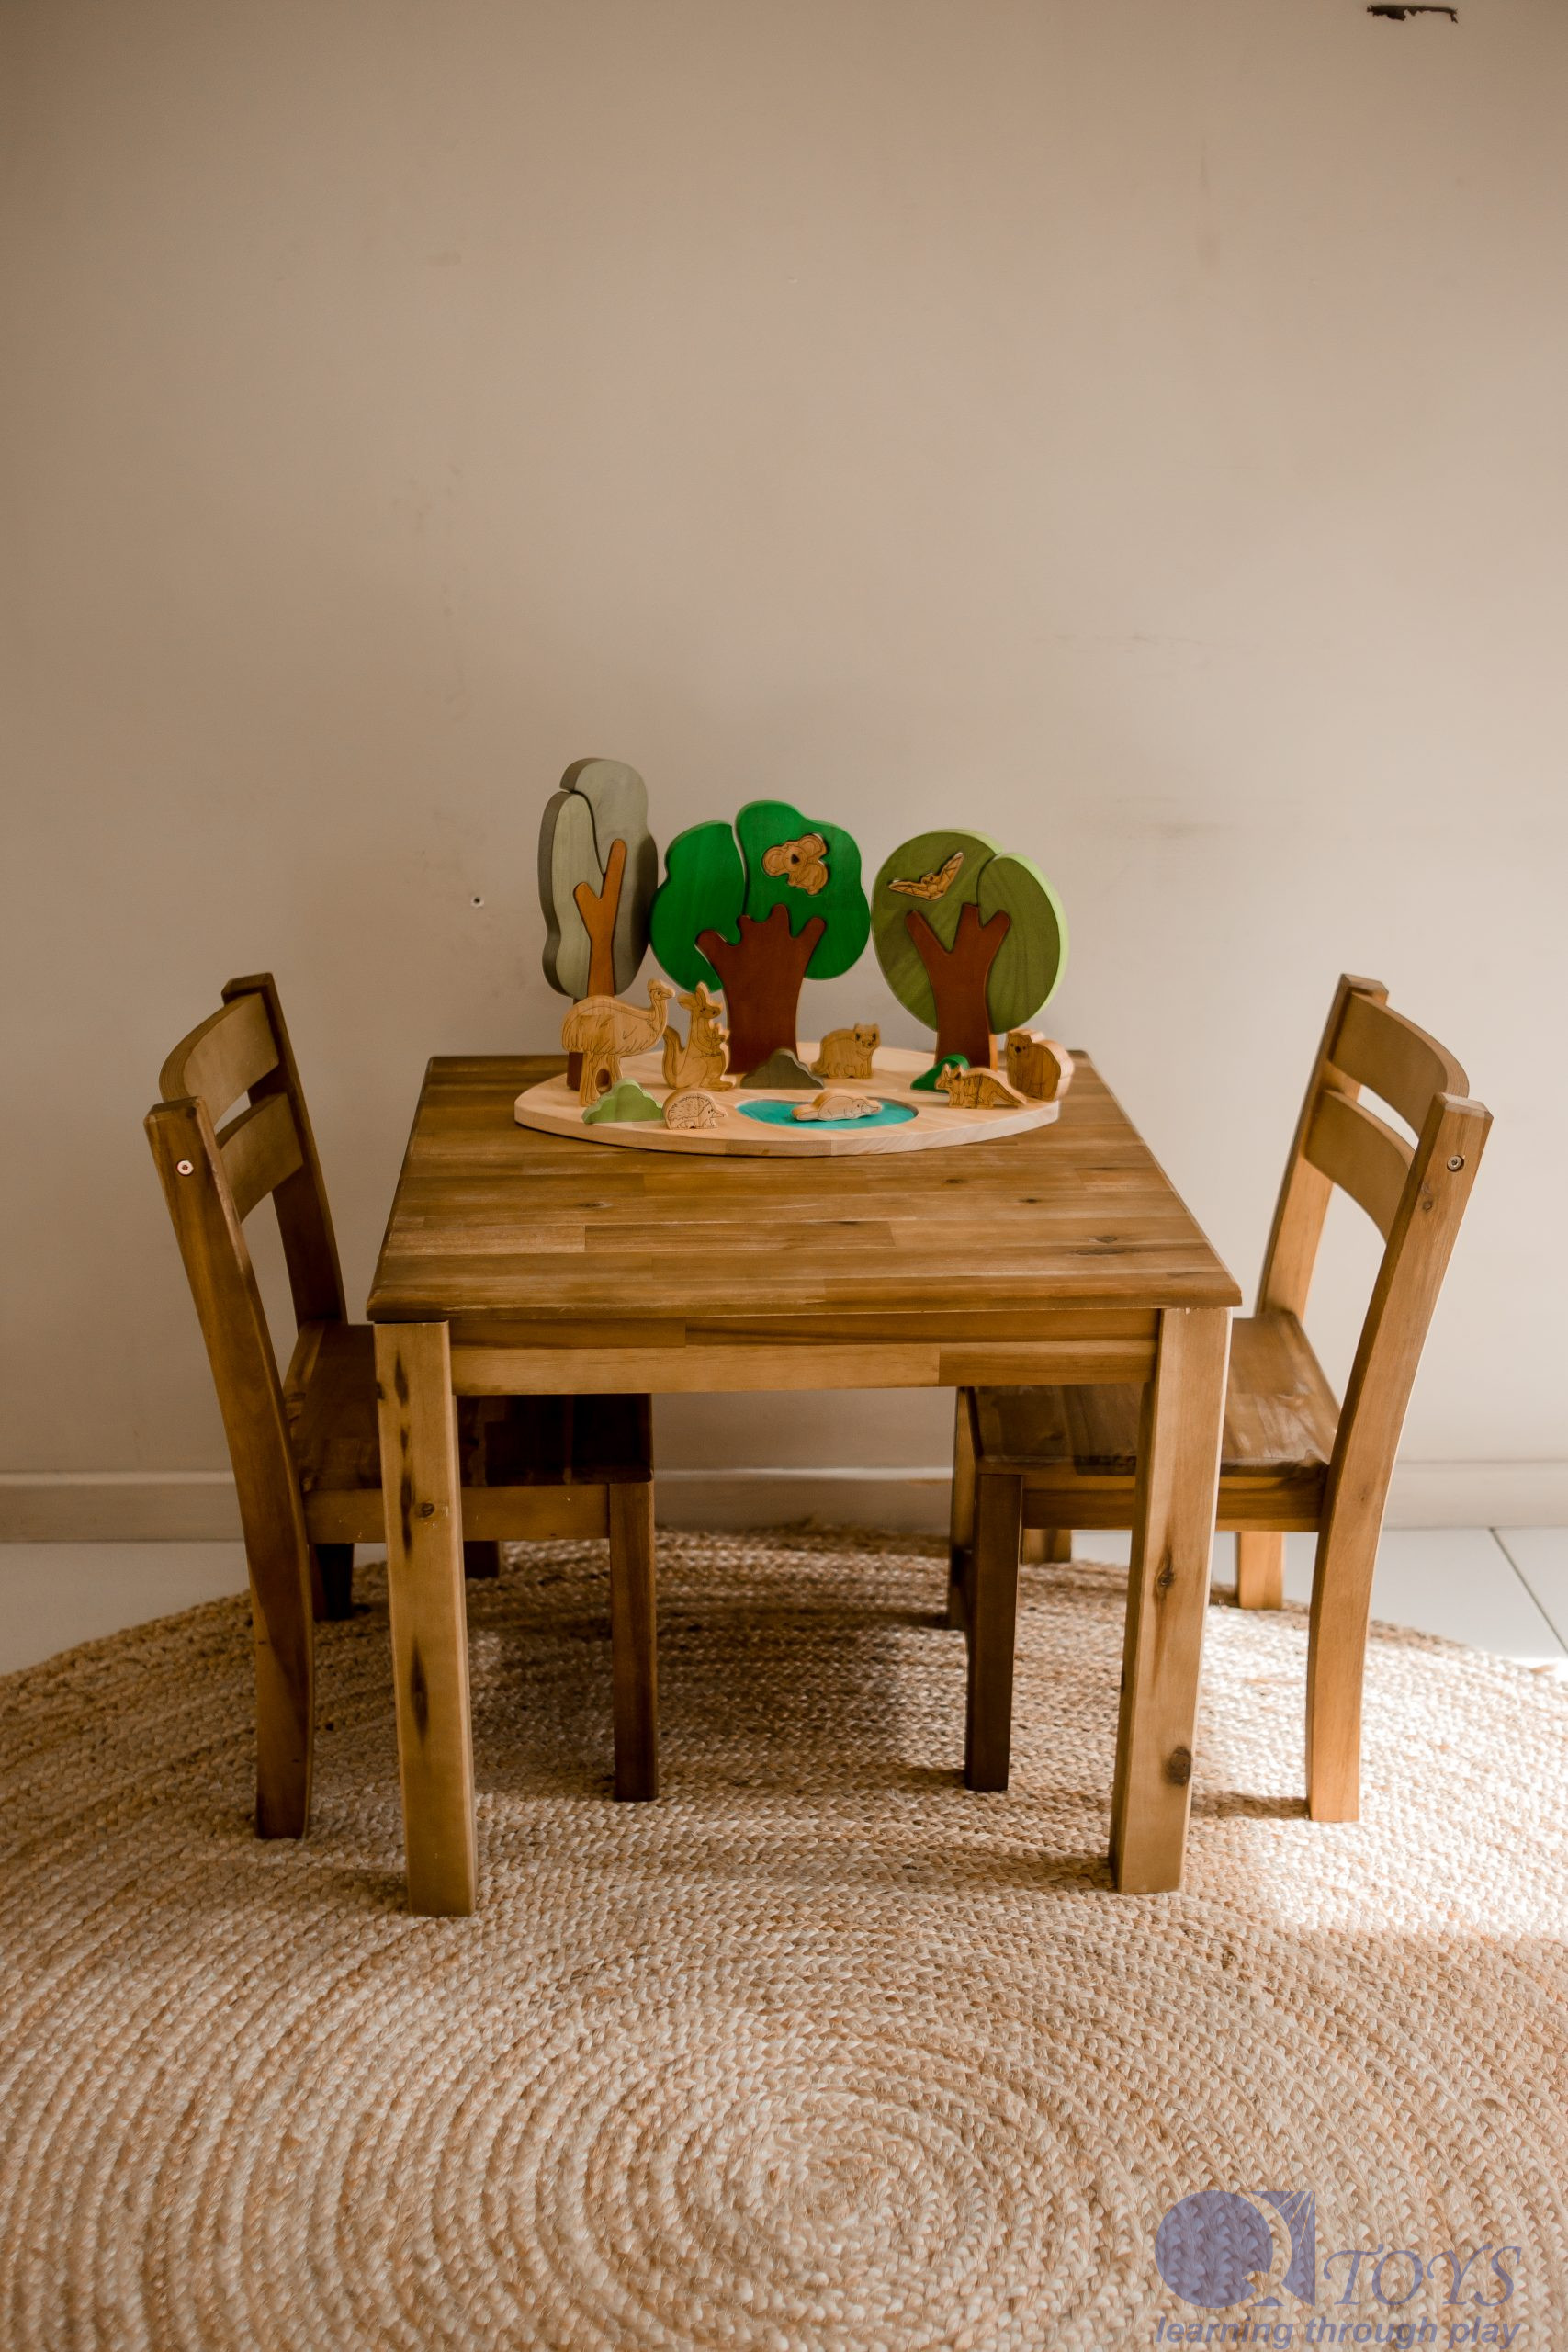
[1368,5,1458,19]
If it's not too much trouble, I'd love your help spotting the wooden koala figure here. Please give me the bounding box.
[812,1023,880,1080]
[935,1065,1025,1111]
[662,982,733,1092]
[1004,1031,1074,1103]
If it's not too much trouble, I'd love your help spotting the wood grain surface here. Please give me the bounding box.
[369,1052,1241,1367]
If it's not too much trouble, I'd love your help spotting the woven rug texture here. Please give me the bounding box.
[1,1527,1564,2351]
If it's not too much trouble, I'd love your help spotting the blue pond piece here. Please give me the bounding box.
[738,1098,917,1135]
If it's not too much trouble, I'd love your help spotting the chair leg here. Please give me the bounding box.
[1021,1528,1072,1564]
[312,1544,355,1622]
[964,1472,1023,1792]
[947,1389,977,1628]
[246,1529,315,1841]
[608,1484,659,1801]
[464,1541,502,1580]
[1235,1531,1284,1610]
[1305,1521,1379,1822]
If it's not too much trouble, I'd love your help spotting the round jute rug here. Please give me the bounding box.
[2,1530,1565,2351]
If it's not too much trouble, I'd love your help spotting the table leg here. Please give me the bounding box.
[608,1482,659,1801]
[374,1321,477,1917]
[964,1470,1023,1791]
[1110,1306,1230,1894]
[946,1388,976,1629]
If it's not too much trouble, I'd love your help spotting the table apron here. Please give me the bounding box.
[447,1333,1159,1395]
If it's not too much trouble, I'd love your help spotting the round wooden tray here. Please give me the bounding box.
[513,1045,1061,1157]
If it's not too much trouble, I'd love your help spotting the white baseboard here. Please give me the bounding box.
[1382,1460,1568,1529]
[0,1473,244,1543]
[5,1460,1567,1543]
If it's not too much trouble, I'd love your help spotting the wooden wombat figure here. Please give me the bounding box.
[813,1023,880,1080]
[1005,1032,1074,1103]
[662,983,733,1092]
[935,1066,1026,1111]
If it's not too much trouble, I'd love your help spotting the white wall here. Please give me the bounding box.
[5,0,1565,1529]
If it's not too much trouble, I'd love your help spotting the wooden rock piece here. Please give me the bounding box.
[812,1024,880,1080]
[792,1091,881,1123]
[539,759,659,1001]
[663,1089,724,1132]
[561,980,675,1105]
[1005,1032,1075,1103]
[582,1079,664,1125]
[872,830,1067,1071]
[934,1066,1026,1110]
[661,983,733,1092]
[738,1047,820,1091]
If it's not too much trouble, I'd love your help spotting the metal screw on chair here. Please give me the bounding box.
[1447,1155,1465,1171]
[176,1160,195,1175]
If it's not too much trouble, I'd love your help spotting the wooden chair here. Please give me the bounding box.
[950,976,1490,1822]
[147,973,658,1843]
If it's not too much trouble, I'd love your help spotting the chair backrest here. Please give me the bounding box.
[146,975,346,1564]
[1256,973,1491,1548]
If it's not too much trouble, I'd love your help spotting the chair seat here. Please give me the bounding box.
[283,1322,651,1544]
[972,1312,1338,1532]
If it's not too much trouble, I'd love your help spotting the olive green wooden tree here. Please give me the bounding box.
[871,829,1066,1069]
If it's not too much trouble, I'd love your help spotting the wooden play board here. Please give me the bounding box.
[513,1045,1062,1157]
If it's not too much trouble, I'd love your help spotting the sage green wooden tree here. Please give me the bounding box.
[539,759,659,1004]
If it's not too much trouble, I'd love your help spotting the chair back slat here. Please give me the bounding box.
[1257,975,1386,1319]
[220,976,345,1327]
[1303,1089,1413,1243]
[160,989,279,1119]
[155,975,346,1329]
[1329,989,1469,1137]
[220,1092,305,1224]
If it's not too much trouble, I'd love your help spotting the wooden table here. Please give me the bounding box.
[367,1053,1240,1915]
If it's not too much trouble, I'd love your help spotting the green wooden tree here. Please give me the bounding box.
[871,829,1066,1069]
[649,800,870,1073]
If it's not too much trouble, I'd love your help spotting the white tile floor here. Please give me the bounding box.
[1064,1526,1568,1665]
[2,1529,1566,1677]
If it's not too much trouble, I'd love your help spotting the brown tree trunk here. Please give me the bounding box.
[697,901,827,1072]
[906,900,1011,1069]
[568,836,627,1087]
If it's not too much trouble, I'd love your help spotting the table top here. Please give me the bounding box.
[367,1055,1240,1344]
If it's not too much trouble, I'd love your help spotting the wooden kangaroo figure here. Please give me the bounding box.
[661,983,733,1092]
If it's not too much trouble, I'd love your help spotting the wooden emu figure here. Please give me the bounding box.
[561,980,674,1105]
[662,983,733,1092]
